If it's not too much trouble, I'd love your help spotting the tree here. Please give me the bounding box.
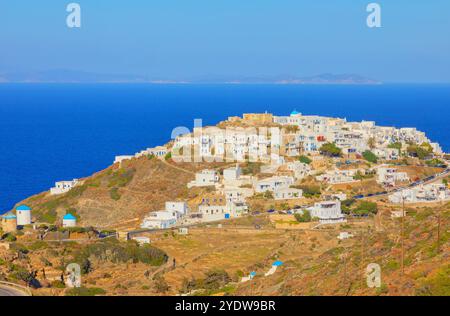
[354,201,378,215]
[319,142,342,157]
[388,142,402,151]
[407,143,433,160]
[263,190,274,199]
[294,210,312,222]
[362,150,378,163]
[294,185,321,198]
[367,137,376,149]
[298,155,312,164]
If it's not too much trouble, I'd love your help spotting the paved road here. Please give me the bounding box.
[0,284,28,296]
[356,167,450,200]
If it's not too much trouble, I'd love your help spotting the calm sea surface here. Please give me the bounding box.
[0,84,449,212]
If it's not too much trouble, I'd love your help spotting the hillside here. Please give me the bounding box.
[17,157,192,228]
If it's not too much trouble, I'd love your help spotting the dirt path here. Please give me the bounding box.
[160,159,196,175]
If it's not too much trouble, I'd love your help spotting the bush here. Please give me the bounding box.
[242,162,261,175]
[388,142,402,150]
[71,240,168,272]
[362,150,378,163]
[298,155,312,164]
[165,152,172,160]
[29,241,48,251]
[110,187,121,201]
[263,191,274,199]
[153,276,170,293]
[65,287,106,296]
[41,209,57,224]
[407,143,433,160]
[295,185,321,198]
[425,159,445,167]
[294,210,312,222]
[319,142,342,157]
[108,168,136,188]
[203,269,231,291]
[51,280,66,288]
[3,233,17,242]
[354,201,378,215]
[341,199,356,214]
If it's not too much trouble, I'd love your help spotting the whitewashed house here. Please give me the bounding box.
[308,201,346,224]
[165,201,188,218]
[316,169,358,184]
[376,167,409,186]
[254,176,294,193]
[373,148,399,160]
[224,187,254,203]
[50,179,79,195]
[223,165,242,182]
[187,169,220,188]
[389,183,450,204]
[274,187,303,200]
[287,161,312,180]
[114,155,133,165]
[141,211,177,229]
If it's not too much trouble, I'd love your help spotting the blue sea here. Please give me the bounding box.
[0,84,449,213]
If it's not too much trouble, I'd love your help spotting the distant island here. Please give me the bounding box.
[0,70,381,85]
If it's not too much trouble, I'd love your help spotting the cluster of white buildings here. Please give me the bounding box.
[187,169,220,188]
[316,169,359,184]
[389,183,450,204]
[375,166,409,187]
[170,112,442,164]
[50,179,80,195]
[114,146,168,165]
[141,201,188,229]
[295,200,346,224]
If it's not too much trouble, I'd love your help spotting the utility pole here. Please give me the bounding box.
[361,229,365,289]
[401,197,405,276]
[437,200,442,259]
[342,251,348,292]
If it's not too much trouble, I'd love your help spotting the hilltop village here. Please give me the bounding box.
[1,111,449,296]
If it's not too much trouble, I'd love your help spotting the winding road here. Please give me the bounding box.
[0,282,30,296]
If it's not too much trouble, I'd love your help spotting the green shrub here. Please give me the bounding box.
[41,209,57,224]
[29,241,49,251]
[294,185,321,198]
[294,210,312,222]
[107,168,136,188]
[354,201,378,215]
[388,142,402,150]
[362,150,378,163]
[319,142,342,157]
[51,280,66,288]
[263,191,274,199]
[242,162,262,175]
[298,155,312,164]
[65,287,106,296]
[110,187,121,200]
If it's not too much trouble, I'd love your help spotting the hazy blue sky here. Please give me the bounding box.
[1,0,449,82]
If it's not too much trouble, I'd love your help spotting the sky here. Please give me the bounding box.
[0,0,449,82]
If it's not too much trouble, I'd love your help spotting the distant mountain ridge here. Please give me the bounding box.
[0,70,381,84]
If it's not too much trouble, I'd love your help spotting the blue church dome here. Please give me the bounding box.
[63,213,76,220]
[16,205,31,211]
[2,213,17,220]
[290,110,300,116]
